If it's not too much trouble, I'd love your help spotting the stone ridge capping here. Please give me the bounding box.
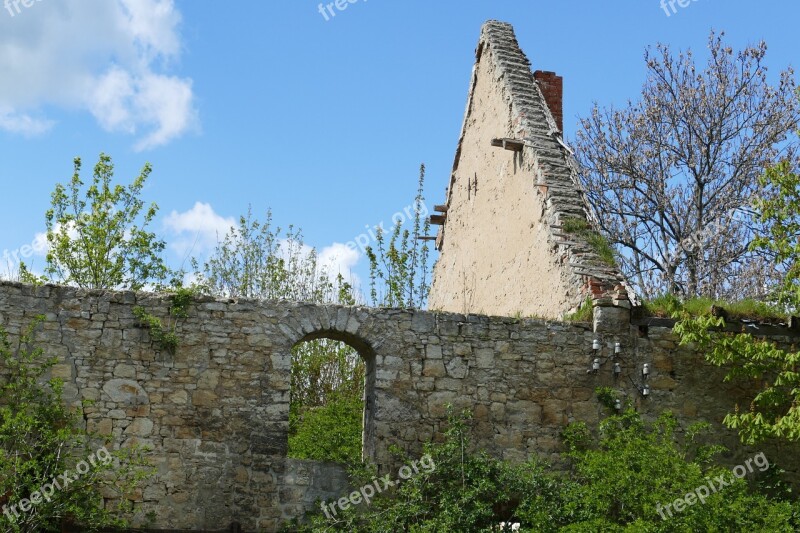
[634,314,800,338]
[477,21,634,330]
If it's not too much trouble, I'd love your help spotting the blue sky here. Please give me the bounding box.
[1,0,798,291]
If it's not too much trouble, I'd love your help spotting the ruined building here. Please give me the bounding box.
[428,21,631,333]
[0,20,798,532]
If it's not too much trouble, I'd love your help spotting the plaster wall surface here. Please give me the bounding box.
[427,34,574,318]
[428,21,630,321]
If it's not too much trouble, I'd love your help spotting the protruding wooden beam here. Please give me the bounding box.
[417,236,437,241]
[429,214,447,226]
[491,138,525,152]
[434,204,449,213]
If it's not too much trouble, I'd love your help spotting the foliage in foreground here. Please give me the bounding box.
[0,318,153,532]
[290,409,798,532]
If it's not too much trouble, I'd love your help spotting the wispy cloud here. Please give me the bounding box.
[0,0,198,150]
[0,108,54,136]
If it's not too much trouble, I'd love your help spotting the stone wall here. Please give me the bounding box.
[0,281,798,530]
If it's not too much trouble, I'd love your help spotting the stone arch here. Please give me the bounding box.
[286,307,379,462]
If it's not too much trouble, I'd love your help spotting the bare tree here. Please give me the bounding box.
[575,31,799,300]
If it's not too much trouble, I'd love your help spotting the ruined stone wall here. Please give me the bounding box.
[426,23,577,318]
[428,21,630,321]
[0,281,798,531]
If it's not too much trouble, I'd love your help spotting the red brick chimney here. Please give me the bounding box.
[533,70,563,133]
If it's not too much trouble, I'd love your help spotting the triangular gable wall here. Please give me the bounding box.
[428,21,632,331]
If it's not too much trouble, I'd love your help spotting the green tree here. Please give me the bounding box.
[0,318,152,531]
[576,32,799,299]
[39,153,172,290]
[366,164,432,308]
[194,208,355,303]
[674,159,800,445]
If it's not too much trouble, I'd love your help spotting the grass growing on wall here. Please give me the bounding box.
[561,217,617,267]
[643,295,785,321]
[564,297,594,323]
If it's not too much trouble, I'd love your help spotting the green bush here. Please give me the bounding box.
[553,410,796,531]
[0,318,153,531]
[289,393,364,465]
[290,409,799,532]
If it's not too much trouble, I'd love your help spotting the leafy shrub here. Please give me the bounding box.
[0,318,153,531]
[290,409,799,532]
[553,410,796,531]
[289,392,363,465]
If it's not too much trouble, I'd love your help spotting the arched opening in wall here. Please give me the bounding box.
[287,331,375,464]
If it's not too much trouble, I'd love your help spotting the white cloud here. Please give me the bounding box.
[26,223,75,260]
[119,0,182,60]
[0,108,54,136]
[319,242,360,285]
[163,202,236,258]
[0,0,197,150]
[89,67,137,133]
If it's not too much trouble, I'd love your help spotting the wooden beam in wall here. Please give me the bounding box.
[491,138,525,152]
